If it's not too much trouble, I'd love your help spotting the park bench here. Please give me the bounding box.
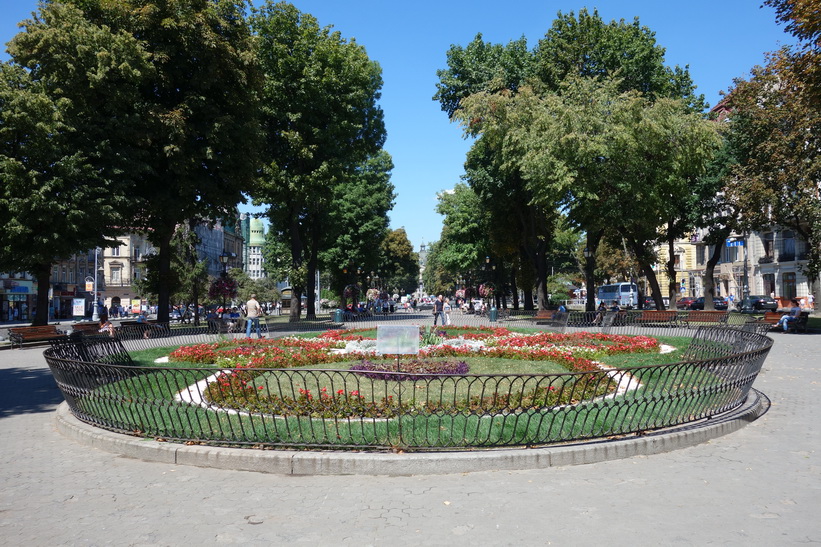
[633,310,679,328]
[761,311,810,333]
[8,325,66,349]
[760,311,781,326]
[69,323,103,337]
[534,310,570,333]
[207,318,236,334]
[787,312,810,333]
[683,310,730,328]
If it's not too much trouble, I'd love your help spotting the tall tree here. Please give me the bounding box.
[1,2,150,325]
[319,150,395,306]
[435,9,706,311]
[251,1,386,321]
[9,0,263,323]
[378,228,420,297]
[725,47,821,293]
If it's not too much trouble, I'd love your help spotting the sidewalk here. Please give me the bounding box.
[1,334,819,545]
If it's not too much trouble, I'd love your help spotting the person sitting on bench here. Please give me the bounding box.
[777,299,802,332]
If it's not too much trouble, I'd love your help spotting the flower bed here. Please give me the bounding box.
[168,327,659,418]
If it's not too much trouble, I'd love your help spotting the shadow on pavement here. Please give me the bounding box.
[0,366,64,418]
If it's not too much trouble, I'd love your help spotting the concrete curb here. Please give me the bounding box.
[55,389,768,476]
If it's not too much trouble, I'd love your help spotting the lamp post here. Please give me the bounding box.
[92,247,101,321]
[743,231,750,300]
[218,251,231,313]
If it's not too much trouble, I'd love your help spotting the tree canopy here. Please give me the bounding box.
[5,0,262,323]
[251,1,387,320]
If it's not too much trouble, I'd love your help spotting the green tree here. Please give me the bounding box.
[1,1,149,325]
[378,228,419,297]
[13,0,263,323]
[421,240,450,297]
[725,48,821,293]
[133,222,210,322]
[319,150,395,305]
[251,1,386,321]
[435,9,709,311]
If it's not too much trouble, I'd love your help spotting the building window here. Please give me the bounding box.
[763,232,774,259]
[780,231,795,262]
[696,245,706,266]
[111,245,120,257]
[111,267,121,285]
[782,272,796,300]
[723,245,739,263]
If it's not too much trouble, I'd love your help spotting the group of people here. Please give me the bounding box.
[432,294,453,326]
[593,300,622,325]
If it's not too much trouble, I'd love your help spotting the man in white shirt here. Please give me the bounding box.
[245,294,263,338]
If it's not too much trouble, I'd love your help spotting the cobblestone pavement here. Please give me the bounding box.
[1,332,819,546]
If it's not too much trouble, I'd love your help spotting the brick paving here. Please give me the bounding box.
[1,332,819,545]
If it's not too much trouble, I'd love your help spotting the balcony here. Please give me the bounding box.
[758,256,774,264]
[778,252,795,262]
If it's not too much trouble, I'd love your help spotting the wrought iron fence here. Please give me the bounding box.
[44,321,773,451]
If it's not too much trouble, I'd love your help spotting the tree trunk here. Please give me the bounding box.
[666,227,679,308]
[33,263,51,326]
[155,229,174,323]
[288,215,303,323]
[534,241,550,311]
[703,241,723,311]
[584,231,603,312]
[626,237,666,310]
[509,266,519,310]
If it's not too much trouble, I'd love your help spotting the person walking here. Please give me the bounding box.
[433,295,445,326]
[443,297,452,325]
[245,294,263,338]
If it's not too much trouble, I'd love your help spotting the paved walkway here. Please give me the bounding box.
[1,333,819,545]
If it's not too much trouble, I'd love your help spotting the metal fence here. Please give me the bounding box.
[44,320,773,451]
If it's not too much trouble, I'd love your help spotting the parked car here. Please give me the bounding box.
[640,296,657,310]
[688,297,729,311]
[676,296,698,309]
[737,294,778,312]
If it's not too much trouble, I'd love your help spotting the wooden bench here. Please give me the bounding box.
[761,311,781,325]
[683,310,730,328]
[634,310,678,327]
[8,325,66,349]
[787,312,810,333]
[534,310,570,332]
[70,323,101,335]
[763,311,810,333]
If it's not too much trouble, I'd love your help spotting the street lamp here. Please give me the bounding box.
[92,247,101,321]
[219,250,231,278]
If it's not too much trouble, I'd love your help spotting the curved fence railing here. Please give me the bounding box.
[43,321,773,450]
[100,308,772,339]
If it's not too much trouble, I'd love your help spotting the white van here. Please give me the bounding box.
[596,283,638,308]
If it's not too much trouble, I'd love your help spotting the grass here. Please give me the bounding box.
[68,332,748,449]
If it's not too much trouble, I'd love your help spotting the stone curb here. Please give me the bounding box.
[55,390,767,476]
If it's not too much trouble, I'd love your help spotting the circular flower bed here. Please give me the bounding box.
[167,327,660,418]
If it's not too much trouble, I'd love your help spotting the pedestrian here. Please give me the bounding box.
[245,293,263,338]
[433,295,445,326]
[443,297,452,325]
[808,293,815,310]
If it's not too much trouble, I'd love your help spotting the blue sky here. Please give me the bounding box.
[1,0,797,252]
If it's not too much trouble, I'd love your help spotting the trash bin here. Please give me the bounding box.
[489,306,498,322]
[333,309,343,323]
